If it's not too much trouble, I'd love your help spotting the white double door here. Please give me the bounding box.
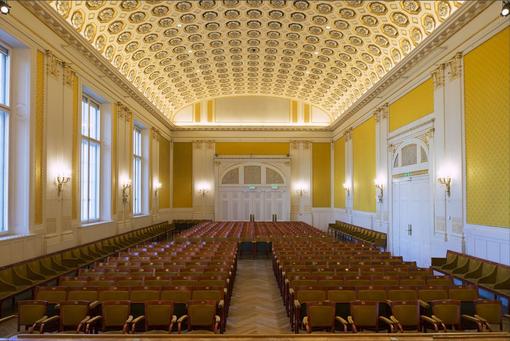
[217,187,290,221]
[392,175,432,267]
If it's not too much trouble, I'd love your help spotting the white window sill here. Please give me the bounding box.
[132,214,150,219]
[0,233,34,242]
[79,220,114,229]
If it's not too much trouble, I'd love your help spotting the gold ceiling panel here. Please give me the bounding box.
[49,0,463,123]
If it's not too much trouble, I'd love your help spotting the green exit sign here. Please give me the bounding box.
[271,185,279,190]
[248,185,256,190]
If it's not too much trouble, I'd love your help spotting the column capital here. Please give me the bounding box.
[446,52,463,81]
[62,63,75,87]
[343,128,353,141]
[431,64,446,88]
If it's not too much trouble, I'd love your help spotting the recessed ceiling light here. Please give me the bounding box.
[325,26,331,30]
[314,51,319,55]
[177,24,182,27]
[502,0,510,16]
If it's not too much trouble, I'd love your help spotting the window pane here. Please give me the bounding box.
[80,139,89,222]
[81,98,89,136]
[89,101,100,140]
[0,53,6,106]
[80,96,101,223]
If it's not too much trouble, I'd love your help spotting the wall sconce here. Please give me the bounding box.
[154,181,162,197]
[55,174,71,197]
[197,182,210,198]
[374,178,384,203]
[343,182,351,197]
[438,176,452,197]
[121,179,131,204]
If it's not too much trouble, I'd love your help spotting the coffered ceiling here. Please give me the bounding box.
[48,0,463,124]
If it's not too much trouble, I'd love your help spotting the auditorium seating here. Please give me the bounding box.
[432,251,510,307]
[328,221,387,249]
[18,238,237,334]
[9,221,510,336]
[0,222,172,317]
[271,232,510,334]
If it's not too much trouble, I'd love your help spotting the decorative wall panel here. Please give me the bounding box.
[389,78,434,131]
[173,142,193,208]
[312,142,331,208]
[465,27,510,228]
[353,117,376,212]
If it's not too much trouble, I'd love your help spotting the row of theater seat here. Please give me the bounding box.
[272,236,510,334]
[16,238,237,334]
[432,250,510,299]
[328,221,387,249]
[0,222,172,314]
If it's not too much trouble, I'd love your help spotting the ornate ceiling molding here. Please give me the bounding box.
[330,0,491,130]
[20,0,173,130]
[42,0,464,126]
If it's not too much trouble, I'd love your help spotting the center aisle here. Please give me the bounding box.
[226,259,291,334]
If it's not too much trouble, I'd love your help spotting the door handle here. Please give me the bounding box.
[408,224,412,236]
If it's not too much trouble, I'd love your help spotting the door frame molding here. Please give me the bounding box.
[387,117,435,258]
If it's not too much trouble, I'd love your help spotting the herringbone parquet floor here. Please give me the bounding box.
[226,259,291,334]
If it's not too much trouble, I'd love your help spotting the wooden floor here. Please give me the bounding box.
[226,259,291,334]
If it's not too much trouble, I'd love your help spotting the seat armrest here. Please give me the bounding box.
[347,316,357,333]
[130,315,144,333]
[89,301,100,309]
[40,315,60,334]
[420,315,439,332]
[379,316,397,333]
[0,315,15,324]
[418,299,430,309]
[177,314,188,334]
[85,315,102,334]
[462,314,484,331]
[214,315,221,334]
[123,315,133,334]
[29,315,48,333]
[77,315,90,333]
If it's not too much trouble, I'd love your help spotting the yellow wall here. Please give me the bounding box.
[159,137,170,209]
[172,142,193,208]
[352,117,376,212]
[334,137,346,208]
[389,78,434,131]
[312,143,331,208]
[215,142,289,155]
[465,27,510,228]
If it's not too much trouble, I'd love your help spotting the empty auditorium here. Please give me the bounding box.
[0,0,508,340]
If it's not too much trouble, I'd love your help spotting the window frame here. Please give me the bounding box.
[80,94,102,224]
[132,126,143,216]
[0,43,10,233]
